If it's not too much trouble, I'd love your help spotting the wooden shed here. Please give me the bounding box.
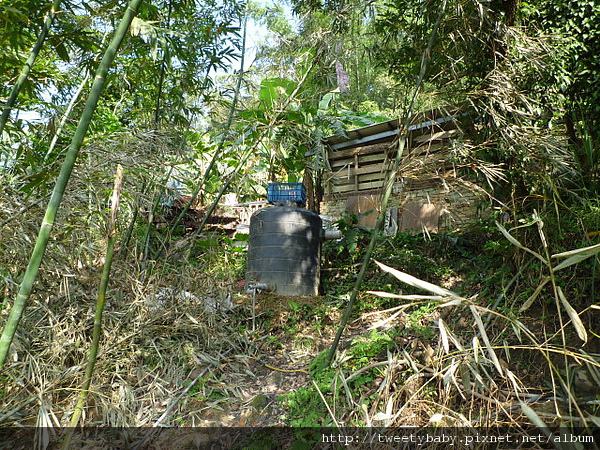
[320,107,488,233]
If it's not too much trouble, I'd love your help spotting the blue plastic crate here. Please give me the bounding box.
[267,183,306,206]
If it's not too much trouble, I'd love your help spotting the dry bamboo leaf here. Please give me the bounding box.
[438,318,450,354]
[552,242,600,259]
[519,403,563,450]
[447,327,465,352]
[578,351,600,387]
[374,260,458,297]
[466,360,487,391]
[442,359,457,388]
[510,321,523,343]
[402,350,419,373]
[367,309,405,330]
[429,413,445,424]
[437,298,464,307]
[552,243,600,272]
[535,212,549,249]
[337,372,354,408]
[584,360,600,387]
[443,358,465,398]
[473,336,480,364]
[505,369,522,396]
[469,305,504,375]
[589,416,600,428]
[366,291,444,301]
[385,391,394,421]
[35,400,55,450]
[495,221,547,263]
[458,363,471,392]
[520,276,550,312]
[361,404,372,428]
[372,411,394,423]
[557,287,588,344]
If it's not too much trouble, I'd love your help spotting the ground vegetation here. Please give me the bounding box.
[0,0,599,445]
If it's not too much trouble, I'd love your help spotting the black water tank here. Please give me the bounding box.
[247,206,322,296]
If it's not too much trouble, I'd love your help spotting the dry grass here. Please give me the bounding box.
[0,131,255,440]
[0,248,248,428]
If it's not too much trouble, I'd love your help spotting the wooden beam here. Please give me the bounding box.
[330,163,392,177]
[329,142,390,160]
[329,179,387,193]
[412,128,460,144]
[331,152,387,168]
[330,128,399,151]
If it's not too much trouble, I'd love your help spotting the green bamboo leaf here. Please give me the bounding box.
[55,42,70,62]
[259,84,275,107]
[0,0,63,136]
[557,287,588,344]
[318,92,334,111]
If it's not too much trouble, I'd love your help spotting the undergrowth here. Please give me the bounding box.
[2,180,599,447]
[291,210,600,436]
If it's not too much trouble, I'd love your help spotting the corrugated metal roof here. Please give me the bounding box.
[324,108,467,151]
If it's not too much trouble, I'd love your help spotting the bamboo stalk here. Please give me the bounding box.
[43,71,90,162]
[62,165,123,448]
[169,12,248,233]
[153,0,173,125]
[0,0,145,367]
[182,41,319,251]
[0,0,62,142]
[326,3,447,365]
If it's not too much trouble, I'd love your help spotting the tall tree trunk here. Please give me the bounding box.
[0,0,145,367]
[501,0,519,27]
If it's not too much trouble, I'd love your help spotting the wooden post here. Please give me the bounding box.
[354,154,359,192]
